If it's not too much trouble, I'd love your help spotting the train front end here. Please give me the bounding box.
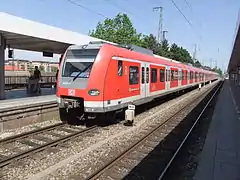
[56,42,106,121]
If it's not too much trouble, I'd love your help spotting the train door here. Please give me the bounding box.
[178,68,182,87]
[166,66,171,90]
[140,62,150,98]
[192,71,195,84]
[187,70,190,84]
[203,73,206,84]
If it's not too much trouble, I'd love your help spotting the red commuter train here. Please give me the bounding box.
[56,41,219,121]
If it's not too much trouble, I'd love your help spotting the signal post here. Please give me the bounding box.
[0,34,5,100]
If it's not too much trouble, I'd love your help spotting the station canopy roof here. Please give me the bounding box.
[228,11,240,74]
[0,12,112,54]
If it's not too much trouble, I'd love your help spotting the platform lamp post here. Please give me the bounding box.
[0,34,6,100]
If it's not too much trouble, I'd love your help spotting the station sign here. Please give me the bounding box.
[43,51,53,57]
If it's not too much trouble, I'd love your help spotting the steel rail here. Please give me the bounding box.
[0,122,65,144]
[86,81,222,180]
[0,125,98,167]
[157,80,223,180]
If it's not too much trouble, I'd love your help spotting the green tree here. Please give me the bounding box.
[193,60,202,67]
[141,34,160,54]
[28,64,34,73]
[169,43,180,60]
[167,43,193,64]
[51,66,58,73]
[39,65,45,72]
[89,13,196,66]
[158,40,171,58]
[89,13,142,45]
[180,47,194,64]
[213,66,223,76]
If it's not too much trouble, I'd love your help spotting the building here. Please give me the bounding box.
[4,65,20,71]
[5,59,59,72]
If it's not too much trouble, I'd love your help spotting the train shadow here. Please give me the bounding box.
[67,83,212,128]
[120,82,220,180]
[66,87,195,128]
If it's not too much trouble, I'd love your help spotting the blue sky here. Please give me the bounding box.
[1,0,240,71]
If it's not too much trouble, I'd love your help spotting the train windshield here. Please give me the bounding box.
[62,49,99,78]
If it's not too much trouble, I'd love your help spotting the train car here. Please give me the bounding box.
[56,41,219,121]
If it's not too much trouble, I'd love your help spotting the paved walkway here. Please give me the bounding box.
[194,80,240,180]
[5,87,56,100]
[0,88,57,111]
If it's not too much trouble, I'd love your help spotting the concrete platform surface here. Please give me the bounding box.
[0,88,57,111]
[0,94,57,111]
[194,80,240,180]
[5,87,56,100]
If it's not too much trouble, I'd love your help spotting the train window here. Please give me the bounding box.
[129,66,139,85]
[118,60,123,76]
[175,70,178,80]
[190,71,193,80]
[171,70,179,81]
[178,71,181,80]
[166,70,168,81]
[182,70,184,80]
[167,70,171,81]
[146,67,149,83]
[171,70,174,81]
[160,69,165,82]
[62,49,99,78]
[151,68,157,83]
[141,67,145,84]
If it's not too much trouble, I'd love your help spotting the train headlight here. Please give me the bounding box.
[88,89,100,96]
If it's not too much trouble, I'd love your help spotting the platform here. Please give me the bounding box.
[194,80,240,180]
[5,87,56,100]
[0,87,57,112]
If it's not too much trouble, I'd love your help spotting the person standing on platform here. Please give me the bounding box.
[33,66,42,92]
[56,54,63,81]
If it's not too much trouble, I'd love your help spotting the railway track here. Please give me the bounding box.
[0,122,98,167]
[86,81,223,180]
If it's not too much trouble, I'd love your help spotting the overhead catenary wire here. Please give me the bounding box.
[183,0,203,30]
[66,0,108,18]
[169,0,193,27]
[169,0,202,40]
[67,0,141,25]
[104,0,133,16]
[183,0,192,11]
[103,0,144,21]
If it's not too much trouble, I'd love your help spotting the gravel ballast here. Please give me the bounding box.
[0,82,218,180]
[0,119,60,140]
[161,83,221,180]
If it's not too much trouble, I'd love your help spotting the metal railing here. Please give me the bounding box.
[5,76,56,89]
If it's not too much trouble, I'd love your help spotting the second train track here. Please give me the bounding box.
[0,122,98,167]
[86,81,223,180]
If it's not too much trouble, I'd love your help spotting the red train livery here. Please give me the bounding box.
[56,41,218,120]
